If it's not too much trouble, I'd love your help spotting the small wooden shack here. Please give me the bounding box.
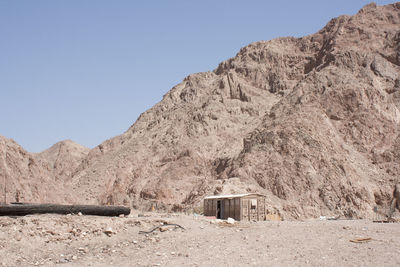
[203,193,266,221]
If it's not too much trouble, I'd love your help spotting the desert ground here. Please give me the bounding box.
[0,212,399,267]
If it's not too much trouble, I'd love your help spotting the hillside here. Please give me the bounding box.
[2,2,400,219]
[68,2,400,218]
[0,136,88,204]
[38,140,90,181]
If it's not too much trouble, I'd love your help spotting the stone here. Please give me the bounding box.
[104,227,114,236]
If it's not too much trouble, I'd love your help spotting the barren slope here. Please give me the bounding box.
[218,3,400,218]
[0,136,70,203]
[67,2,400,219]
[0,136,89,204]
[38,140,90,181]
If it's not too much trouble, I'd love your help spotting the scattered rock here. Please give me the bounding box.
[104,227,114,237]
[78,247,87,253]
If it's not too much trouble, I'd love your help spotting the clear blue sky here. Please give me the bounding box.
[0,0,396,152]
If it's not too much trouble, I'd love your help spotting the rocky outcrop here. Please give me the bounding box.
[38,140,90,181]
[66,2,400,218]
[0,136,63,203]
[3,2,400,219]
[0,136,88,204]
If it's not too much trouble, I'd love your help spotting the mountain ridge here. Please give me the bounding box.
[2,2,400,219]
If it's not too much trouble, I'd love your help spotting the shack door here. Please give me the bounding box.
[249,199,258,221]
[217,200,222,219]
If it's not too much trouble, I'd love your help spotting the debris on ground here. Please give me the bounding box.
[227,217,235,224]
[319,216,340,221]
[139,223,185,234]
[0,212,399,266]
[350,237,372,243]
[104,227,115,237]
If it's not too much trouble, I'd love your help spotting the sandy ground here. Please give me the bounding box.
[0,212,399,267]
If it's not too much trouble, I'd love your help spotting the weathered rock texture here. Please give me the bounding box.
[0,137,89,204]
[2,2,400,219]
[38,140,90,182]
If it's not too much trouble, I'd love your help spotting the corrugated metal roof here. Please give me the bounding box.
[204,193,265,200]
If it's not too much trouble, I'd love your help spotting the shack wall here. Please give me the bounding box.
[204,199,214,216]
[204,194,265,221]
[212,199,216,216]
[240,195,266,221]
[221,198,240,221]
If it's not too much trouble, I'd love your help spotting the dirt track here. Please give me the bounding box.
[0,212,399,266]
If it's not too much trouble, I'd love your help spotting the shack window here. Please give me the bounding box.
[250,199,257,209]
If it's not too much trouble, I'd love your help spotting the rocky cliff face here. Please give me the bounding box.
[68,2,400,218]
[218,3,400,218]
[0,136,88,204]
[3,2,400,219]
[38,140,90,182]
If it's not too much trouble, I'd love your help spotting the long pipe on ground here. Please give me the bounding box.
[0,203,130,217]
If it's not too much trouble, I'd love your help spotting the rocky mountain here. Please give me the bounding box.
[69,2,400,218]
[38,140,90,181]
[217,2,400,218]
[2,2,400,219]
[0,136,88,204]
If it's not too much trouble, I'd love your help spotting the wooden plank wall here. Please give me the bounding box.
[234,198,240,220]
[212,199,216,216]
[204,199,218,217]
[204,200,209,216]
[223,200,229,219]
[205,196,265,221]
[258,197,265,221]
[241,196,266,221]
[242,199,249,221]
[229,199,234,219]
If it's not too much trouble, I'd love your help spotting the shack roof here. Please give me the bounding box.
[204,193,265,200]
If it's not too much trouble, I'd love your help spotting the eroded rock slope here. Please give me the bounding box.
[69,3,400,218]
[3,2,400,219]
[0,136,88,204]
